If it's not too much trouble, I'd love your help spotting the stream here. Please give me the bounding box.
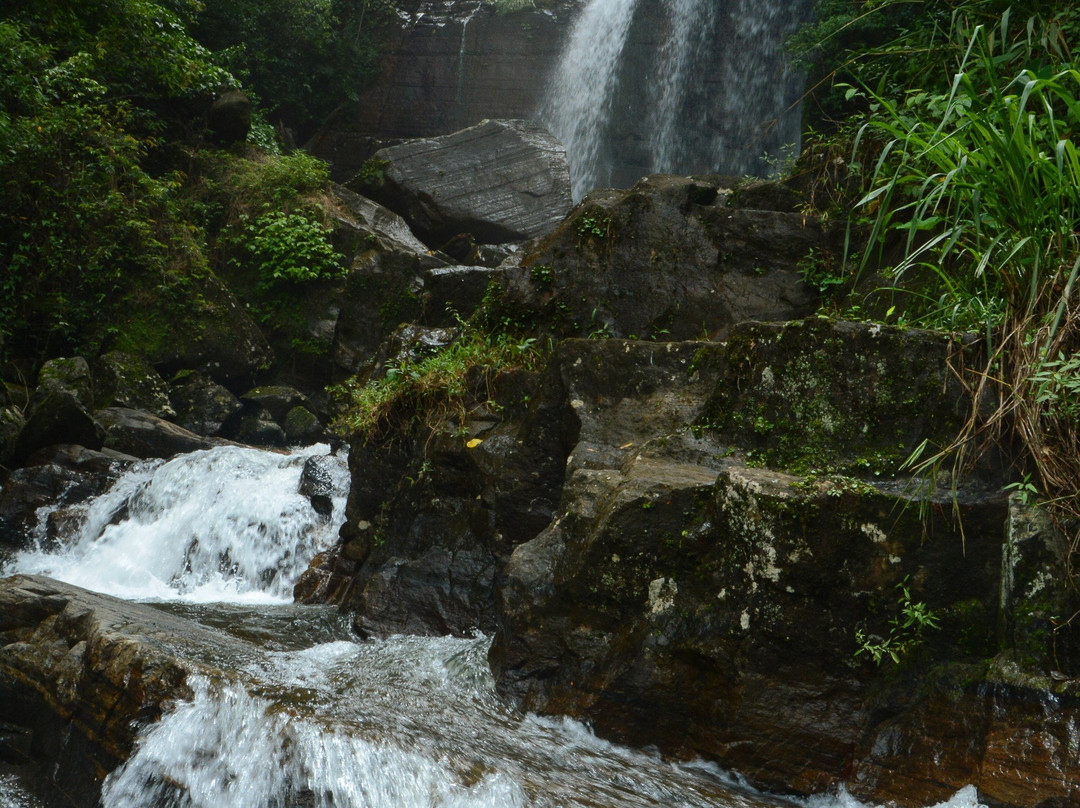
[1,445,988,808]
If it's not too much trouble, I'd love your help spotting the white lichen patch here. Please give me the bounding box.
[570,398,585,409]
[861,522,888,544]
[611,553,621,564]
[648,577,678,614]
[740,610,751,630]
[760,366,775,389]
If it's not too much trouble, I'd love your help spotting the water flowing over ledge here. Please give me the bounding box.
[5,444,349,603]
[0,440,993,808]
[543,0,813,199]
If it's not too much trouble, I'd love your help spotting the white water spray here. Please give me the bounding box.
[543,0,811,199]
[542,0,643,200]
[6,444,349,603]
[649,0,717,171]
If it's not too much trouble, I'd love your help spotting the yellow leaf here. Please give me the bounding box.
[466,438,483,449]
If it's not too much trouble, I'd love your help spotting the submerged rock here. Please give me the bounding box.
[350,119,573,248]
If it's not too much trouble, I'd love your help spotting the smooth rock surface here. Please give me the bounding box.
[94,407,218,459]
[351,119,572,247]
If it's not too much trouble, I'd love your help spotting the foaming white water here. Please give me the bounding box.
[802,784,988,808]
[542,0,643,200]
[87,611,990,808]
[101,676,526,808]
[6,444,348,603]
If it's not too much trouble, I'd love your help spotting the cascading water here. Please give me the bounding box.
[544,0,814,200]
[649,0,718,172]
[2,444,990,808]
[541,0,643,200]
[6,444,349,603]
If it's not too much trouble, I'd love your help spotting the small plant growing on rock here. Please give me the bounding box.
[856,576,940,665]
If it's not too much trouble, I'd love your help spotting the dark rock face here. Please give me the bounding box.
[0,406,27,469]
[477,326,1073,808]
[303,313,1076,806]
[118,271,272,391]
[0,448,128,551]
[491,175,822,341]
[206,89,252,145]
[94,407,218,459]
[13,359,105,463]
[295,364,576,636]
[308,0,578,181]
[0,575,253,806]
[239,386,313,424]
[169,371,244,437]
[350,119,573,247]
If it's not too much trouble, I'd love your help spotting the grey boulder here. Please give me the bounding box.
[351,119,572,248]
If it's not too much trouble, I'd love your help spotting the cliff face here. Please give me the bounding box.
[309,0,814,191]
[308,0,580,180]
[298,174,1080,808]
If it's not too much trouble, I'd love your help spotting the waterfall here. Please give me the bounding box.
[6,444,349,603]
[541,0,643,200]
[543,0,812,200]
[649,0,717,172]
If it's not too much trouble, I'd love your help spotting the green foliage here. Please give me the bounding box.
[241,211,343,286]
[190,0,398,137]
[854,41,1080,333]
[331,328,544,442]
[856,577,940,665]
[0,17,214,359]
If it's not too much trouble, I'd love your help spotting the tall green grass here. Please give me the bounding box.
[852,17,1080,563]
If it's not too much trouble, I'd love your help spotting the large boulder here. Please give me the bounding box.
[0,575,254,805]
[13,358,104,463]
[112,271,272,391]
[327,188,449,378]
[169,371,244,437]
[94,407,218,460]
[481,326,1077,807]
[350,119,573,248]
[92,351,174,420]
[490,174,823,341]
[0,447,130,551]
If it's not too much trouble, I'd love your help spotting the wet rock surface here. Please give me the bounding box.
[94,407,219,460]
[306,317,1079,808]
[0,575,252,807]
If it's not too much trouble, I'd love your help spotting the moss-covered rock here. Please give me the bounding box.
[93,351,174,419]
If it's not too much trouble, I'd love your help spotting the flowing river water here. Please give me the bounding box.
[2,445,988,808]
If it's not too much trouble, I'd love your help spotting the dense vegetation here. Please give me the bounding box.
[794,0,1080,563]
[0,0,391,376]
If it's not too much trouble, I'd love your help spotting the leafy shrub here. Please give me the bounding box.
[242,211,343,286]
